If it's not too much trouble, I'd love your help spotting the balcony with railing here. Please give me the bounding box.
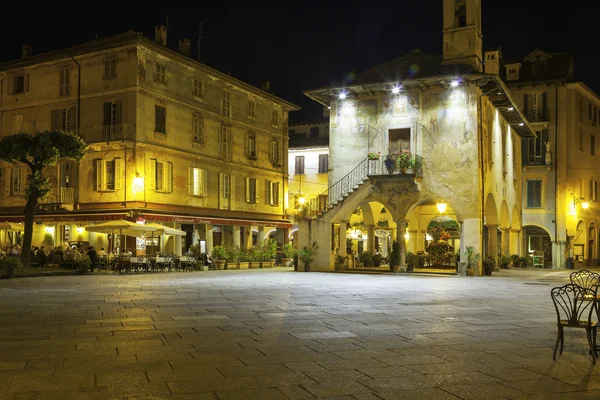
[525,108,550,123]
[80,123,135,143]
[39,187,75,209]
[298,154,423,220]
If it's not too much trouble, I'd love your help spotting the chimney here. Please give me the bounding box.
[261,81,271,92]
[154,25,167,46]
[484,48,502,76]
[22,44,32,58]
[178,39,191,57]
[505,62,522,82]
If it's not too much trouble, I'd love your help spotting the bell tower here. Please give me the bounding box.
[442,0,483,72]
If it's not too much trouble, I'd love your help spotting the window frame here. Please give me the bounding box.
[192,115,204,143]
[248,99,256,118]
[246,133,257,159]
[10,167,24,196]
[221,125,232,161]
[271,109,279,126]
[269,140,280,165]
[192,77,203,98]
[526,179,543,208]
[154,63,167,84]
[149,159,173,193]
[155,105,167,134]
[245,177,258,204]
[219,173,231,210]
[222,90,231,117]
[318,154,329,174]
[94,158,122,192]
[269,181,280,206]
[295,155,305,175]
[189,167,207,197]
[104,56,117,79]
[59,67,70,97]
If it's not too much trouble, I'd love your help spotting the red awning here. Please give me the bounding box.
[0,213,130,223]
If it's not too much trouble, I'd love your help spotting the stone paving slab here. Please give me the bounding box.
[0,268,597,399]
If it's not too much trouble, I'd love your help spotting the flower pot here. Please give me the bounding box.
[238,262,249,269]
[304,264,310,272]
[392,264,400,273]
[215,260,226,270]
[281,258,291,267]
[484,269,493,276]
[384,159,395,175]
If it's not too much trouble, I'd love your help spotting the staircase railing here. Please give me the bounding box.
[298,154,424,220]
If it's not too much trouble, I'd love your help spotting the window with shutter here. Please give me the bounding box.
[246,134,257,159]
[155,105,166,134]
[10,167,23,195]
[526,180,542,208]
[269,181,280,205]
[193,116,203,143]
[14,76,25,94]
[166,162,173,193]
[114,159,122,190]
[222,90,231,117]
[193,77,203,97]
[318,154,328,173]
[221,126,232,160]
[219,173,230,209]
[104,56,117,79]
[295,156,305,174]
[245,178,257,204]
[149,159,156,190]
[271,110,279,126]
[270,141,280,164]
[189,167,207,197]
[94,160,104,191]
[59,67,70,97]
[105,160,116,190]
[248,100,256,117]
[154,63,166,84]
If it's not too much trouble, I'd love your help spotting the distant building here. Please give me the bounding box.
[0,29,299,255]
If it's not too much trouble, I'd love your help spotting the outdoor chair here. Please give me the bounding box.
[570,270,600,290]
[550,283,598,364]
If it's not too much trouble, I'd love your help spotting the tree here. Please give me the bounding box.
[0,131,87,267]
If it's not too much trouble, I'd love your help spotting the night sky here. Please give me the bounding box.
[2,1,599,123]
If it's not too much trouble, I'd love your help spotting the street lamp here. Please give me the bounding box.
[571,193,589,211]
[437,202,447,214]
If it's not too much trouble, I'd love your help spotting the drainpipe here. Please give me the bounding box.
[71,57,81,208]
[555,82,560,267]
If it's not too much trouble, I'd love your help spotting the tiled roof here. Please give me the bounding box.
[504,50,574,83]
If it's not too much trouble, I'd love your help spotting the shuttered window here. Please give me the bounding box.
[193,116,203,143]
[526,180,542,208]
[154,63,166,84]
[155,106,166,134]
[222,90,231,117]
[189,167,207,197]
[193,77,203,97]
[318,154,329,173]
[10,167,25,195]
[104,56,117,79]
[59,67,70,96]
[269,181,280,206]
[245,177,258,204]
[94,159,122,191]
[295,156,305,175]
[270,141,280,164]
[221,125,232,161]
[51,108,76,132]
[148,159,172,193]
[219,173,230,210]
[246,133,257,159]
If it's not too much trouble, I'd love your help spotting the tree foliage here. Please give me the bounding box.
[0,131,88,267]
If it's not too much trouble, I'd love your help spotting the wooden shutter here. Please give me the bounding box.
[114,158,122,190]
[273,182,280,205]
[115,101,122,124]
[6,75,12,95]
[245,177,250,203]
[95,159,104,191]
[523,94,529,119]
[51,110,59,131]
[23,73,29,93]
[188,167,194,195]
[266,179,271,204]
[166,162,173,192]
[149,159,156,190]
[68,107,76,132]
[202,169,208,197]
[255,179,259,204]
[103,102,111,126]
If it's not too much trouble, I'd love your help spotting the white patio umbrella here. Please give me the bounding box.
[143,223,187,236]
[85,219,157,236]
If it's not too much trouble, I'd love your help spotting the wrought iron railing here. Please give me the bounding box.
[298,154,423,220]
[40,187,75,204]
[81,123,135,143]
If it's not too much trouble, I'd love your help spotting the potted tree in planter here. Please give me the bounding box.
[211,245,227,270]
[238,248,250,269]
[225,245,242,269]
[0,256,22,279]
[462,246,480,276]
[263,239,277,268]
[188,243,205,271]
[359,251,373,268]
[406,252,418,272]
[396,151,412,174]
[298,242,319,272]
[482,255,496,276]
[390,241,401,272]
[282,243,297,267]
[499,255,510,269]
[248,247,259,269]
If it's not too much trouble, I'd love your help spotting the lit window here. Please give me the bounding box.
[149,159,173,193]
[189,167,207,197]
[94,159,122,191]
[269,181,280,205]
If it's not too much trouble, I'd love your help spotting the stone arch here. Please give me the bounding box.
[574,220,587,266]
[522,224,553,267]
[589,222,596,264]
[485,193,498,227]
[499,201,510,229]
[358,202,375,226]
[522,223,554,242]
[404,198,463,222]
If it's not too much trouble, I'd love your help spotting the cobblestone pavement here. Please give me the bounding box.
[0,268,598,399]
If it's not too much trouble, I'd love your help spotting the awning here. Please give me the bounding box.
[0,213,130,223]
[85,220,157,237]
[143,223,186,236]
[0,222,24,231]
[140,213,293,229]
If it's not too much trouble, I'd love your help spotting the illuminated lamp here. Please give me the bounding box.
[451,80,459,87]
[133,172,144,192]
[338,91,347,100]
[507,107,514,111]
[519,123,524,126]
[404,232,410,240]
[76,226,84,234]
[391,86,401,94]
[582,201,590,210]
[436,202,447,214]
[298,197,306,205]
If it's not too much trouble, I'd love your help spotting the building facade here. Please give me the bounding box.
[0,30,298,255]
[296,0,533,272]
[492,49,600,268]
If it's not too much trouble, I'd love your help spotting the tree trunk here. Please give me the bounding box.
[20,187,39,268]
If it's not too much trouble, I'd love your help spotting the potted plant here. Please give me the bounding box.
[520,256,529,268]
[462,246,480,276]
[225,245,242,270]
[263,239,277,268]
[384,155,397,175]
[406,252,418,271]
[238,248,250,269]
[499,255,510,269]
[367,152,380,160]
[390,241,400,272]
[396,152,412,174]
[188,243,205,271]
[372,253,382,267]
[359,251,373,268]
[334,255,345,271]
[282,243,297,267]
[482,255,496,276]
[0,256,22,279]
[211,245,227,270]
[248,247,260,269]
[77,255,92,275]
[298,242,318,272]
[43,233,55,250]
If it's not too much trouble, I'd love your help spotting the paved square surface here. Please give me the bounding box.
[0,268,598,399]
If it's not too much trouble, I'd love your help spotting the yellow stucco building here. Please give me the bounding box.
[0,29,298,255]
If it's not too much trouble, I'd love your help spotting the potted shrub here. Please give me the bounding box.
[334,255,345,271]
[298,242,318,272]
[0,256,22,279]
[390,241,400,272]
[282,243,297,267]
[225,245,242,270]
[396,151,412,174]
[238,248,250,269]
[188,243,205,271]
[406,252,418,271]
[520,256,529,268]
[211,245,227,270]
[77,255,92,275]
[42,233,55,250]
[263,239,277,268]
[248,247,260,269]
[359,251,373,267]
[372,253,383,267]
[499,255,510,269]
[510,254,520,269]
[482,255,496,276]
[462,246,480,276]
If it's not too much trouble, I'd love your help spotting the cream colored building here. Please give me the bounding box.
[0,30,298,255]
[494,49,600,268]
[296,0,533,272]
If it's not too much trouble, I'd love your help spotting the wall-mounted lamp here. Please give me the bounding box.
[133,172,144,192]
[44,226,54,233]
[76,226,84,234]
[404,231,410,241]
[436,202,447,214]
[571,192,589,214]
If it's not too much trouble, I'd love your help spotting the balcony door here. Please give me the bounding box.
[389,128,411,154]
